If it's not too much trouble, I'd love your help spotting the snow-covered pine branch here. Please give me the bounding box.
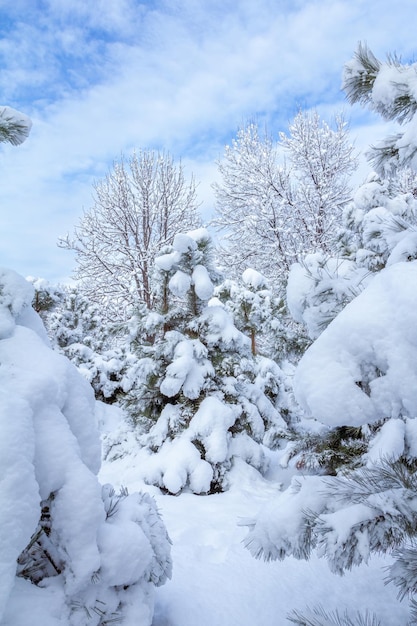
[343,43,417,174]
[0,106,32,146]
[287,605,381,626]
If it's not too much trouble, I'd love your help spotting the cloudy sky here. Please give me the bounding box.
[0,0,416,283]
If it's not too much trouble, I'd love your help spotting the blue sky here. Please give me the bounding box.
[1,0,416,283]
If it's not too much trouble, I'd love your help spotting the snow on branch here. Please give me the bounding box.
[0,106,32,146]
[343,43,417,174]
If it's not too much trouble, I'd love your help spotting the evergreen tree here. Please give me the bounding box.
[120,229,288,494]
[216,267,308,363]
[287,168,417,342]
[242,46,417,623]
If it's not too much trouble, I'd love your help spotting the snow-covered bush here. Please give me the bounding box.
[0,268,171,625]
[30,278,132,403]
[118,229,289,494]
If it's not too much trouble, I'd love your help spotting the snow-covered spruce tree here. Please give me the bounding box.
[213,111,356,287]
[59,149,201,320]
[30,278,132,404]
[120,229,288,494]
[343,42,417,176]
[0,269,171,625]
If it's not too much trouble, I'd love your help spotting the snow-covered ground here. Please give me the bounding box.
[99,406,409,626]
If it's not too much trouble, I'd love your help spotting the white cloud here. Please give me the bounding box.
[0,0,416,282]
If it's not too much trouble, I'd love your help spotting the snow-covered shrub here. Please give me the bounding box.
[0,268,171,625]
[119,229,289,494]
[30,278,132,403]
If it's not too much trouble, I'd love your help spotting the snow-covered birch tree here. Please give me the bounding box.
[213,111,356,285]
[60,150,201,320]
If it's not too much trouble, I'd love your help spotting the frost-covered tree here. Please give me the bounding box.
[0,269,171,625]
[343,42,417,175]
[117,229,289,494]
[213,111,356,285]
[60,150,201,319]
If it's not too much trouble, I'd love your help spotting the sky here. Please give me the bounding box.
[0,0,416,284]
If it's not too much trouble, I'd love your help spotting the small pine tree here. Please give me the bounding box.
[216,267,309,363]
[121,229,289,494]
